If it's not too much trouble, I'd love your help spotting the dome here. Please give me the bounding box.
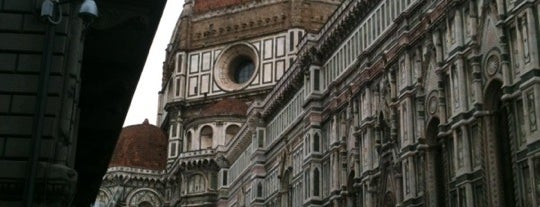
[109,119,168,170]
[201,98,248,117]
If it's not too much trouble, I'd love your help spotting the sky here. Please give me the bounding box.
[122,0,185,127]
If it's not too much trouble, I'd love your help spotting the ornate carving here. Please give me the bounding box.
[127,189,163,207]
[485,54,500,76]
[527,90,537,132]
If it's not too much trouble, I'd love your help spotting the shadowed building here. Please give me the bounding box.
[0,0,165,206]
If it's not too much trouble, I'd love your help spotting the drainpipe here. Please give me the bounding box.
[23,19,56,207]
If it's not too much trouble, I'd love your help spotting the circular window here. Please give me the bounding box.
[214,43,258,92]
[230,56,255,84]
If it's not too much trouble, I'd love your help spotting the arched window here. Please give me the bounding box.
[200,126,213,149]
[231,56,255,83]
[313,133,320,152]
[257,182,263,197]
[313,168,320,196]
[186,132,192,151]
[305,135,310,154]
[225,125,240,145]
[304,170,310,198]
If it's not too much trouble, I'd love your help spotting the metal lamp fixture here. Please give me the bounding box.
[40,0,99,24]
[79,0,99,23]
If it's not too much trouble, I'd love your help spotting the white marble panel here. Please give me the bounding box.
[200,74,210,94]
[190,54,199,73]
[275,60,285,80]
[263,39,273,59]
[276,36,285,57]
[202,52,211,71]
[263,63,273,83]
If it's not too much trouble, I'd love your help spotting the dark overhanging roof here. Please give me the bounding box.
[74,0,166,205]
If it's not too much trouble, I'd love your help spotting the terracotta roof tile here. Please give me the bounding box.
[109,119,168,170]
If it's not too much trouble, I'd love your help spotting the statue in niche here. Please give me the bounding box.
[520,15,530,62]
[448,18,456,44]
[331,115,337,144]
[452,67,460,108]
[379,75,393,133]
[528,91,537,132]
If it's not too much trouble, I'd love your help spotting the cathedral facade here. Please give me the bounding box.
[98,0,540,206]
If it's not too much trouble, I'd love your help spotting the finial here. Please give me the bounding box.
[143,119,149,125]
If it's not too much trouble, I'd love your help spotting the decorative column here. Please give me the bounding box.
[455,9,464,46]
[456,57,468,112]
[460,125,472,173]
[432,30,448,123]
[415,48,425,143]
[525,7,539,69]
[425,146,439,207]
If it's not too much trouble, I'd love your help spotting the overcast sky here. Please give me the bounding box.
[123,0,185,127]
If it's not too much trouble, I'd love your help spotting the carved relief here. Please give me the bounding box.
[527,90,537,132]
[427,94,438,115]
[127,189,163,207]
[519,15,530,63]
[485,54,500,76]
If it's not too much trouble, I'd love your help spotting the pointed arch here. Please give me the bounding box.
[256,181,263,197]
[425,117,447,207]
[313,168,320,196]
[313,133,320,152]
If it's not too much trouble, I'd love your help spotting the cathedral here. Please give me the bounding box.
[96,0,540,206]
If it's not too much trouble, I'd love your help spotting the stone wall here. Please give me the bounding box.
[0,1,83,205]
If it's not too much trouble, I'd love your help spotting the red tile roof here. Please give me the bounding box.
[109,119,168,170]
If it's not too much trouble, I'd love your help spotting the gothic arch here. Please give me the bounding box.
[424,117,447,207]
[313,132,320,152]
[382,191,396,207]
[346,171,360,207]
[478,5,502,54]
[313,168,320,196]
[126,188,164,207]
[256,181,263,197]
[94,189,112,206]
[278,163,292,207]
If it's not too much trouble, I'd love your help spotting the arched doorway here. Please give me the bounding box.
[347,171,360,207]
[382,191,395,207]
[485,80,515,207]
[279,169,292,207]
[425,117,446,207]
